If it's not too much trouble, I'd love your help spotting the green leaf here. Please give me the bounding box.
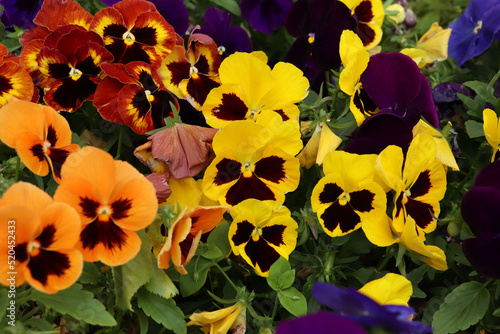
[207,222,231,257]
[23,318,55,331]
[113,231,155,310]
[278,270,296,290]
[432,282,490,334]
[465,120,485,139]
[493,307,500,317]
[136,288,187,334]
[278,287,307,317]
[179,256,212,297]
[31,283,117,327]
[267,257,292,291]
[211,0,241,16]
[79,262,101,284]
[145,267,178,299]
[463,81,496,106]
[199,242,223,260]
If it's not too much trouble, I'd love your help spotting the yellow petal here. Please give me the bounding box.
[358,273,413,305]
[483,108,500,154]
[417,22,451,64]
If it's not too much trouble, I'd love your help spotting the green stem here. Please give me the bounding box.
[270,292,279,320]
[115,125,124,160]
[214,262,238,292]
[14,155,20,182]
[368,245,396,282]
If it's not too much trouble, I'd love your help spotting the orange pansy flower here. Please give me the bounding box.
[0,98,80,181]
[0,182,83,294]
[0,44,35,107]
[53,147,158,266]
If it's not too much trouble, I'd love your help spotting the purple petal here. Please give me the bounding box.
[241,0,292,34]
[404,73,439,128]
[275,312,368,334]
[462,236,500,279]
[285,36,313,70]
[432,82,471,103]
[473,159,500,189]
[0,0,43,30]
[312,283,382,315]
[461,186,500,237]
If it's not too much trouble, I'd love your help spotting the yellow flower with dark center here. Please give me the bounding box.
[202,115,302,206]
[228,199,298,276]
[311,151,388,239]
[341,0,385,50]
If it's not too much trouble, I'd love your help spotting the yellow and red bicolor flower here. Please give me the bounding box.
[229,199,298,276]
[37,27,114,112]
[0,98,80,181]
[19,0,93,81]
[311,151,388,239]
[94,61,179,134]
[0,44,35,107]
[90,0,176,69]
[53,146,158,266]
[340,0,385,50]
[202,114,302,206]
[159,33,222,111]
[202,51,309,129]
[0,182,83,294]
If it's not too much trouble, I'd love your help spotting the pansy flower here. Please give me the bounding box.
[0,98,80,181]
[53,147,158,266]
[37,27,114,112]
[311,282,432,333]
[0,0,42,30]
[202,52,309,129]
[311,151,389,242]
[276,312,368,334]
[356,52,439,128]
[229,199,298,276]
[297,122,342,169]
[284,0,357,71]
[94,61,179,134]
[448,0,500,67]
[202,113,302,206]
[90,0,176,69]
[195,8,253,59]
[100,0,189,36]
[482,108,500,161]
[461,159,500,278]
[340,0,385,50]
[0,182,83,294]
[188,302,246,333]
[401,22,451,68]
[241,0,292,34]
[159,33,222,111]
[0,44,35,107]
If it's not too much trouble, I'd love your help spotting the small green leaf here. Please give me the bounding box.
[200,243,223,260]
[492,307,500,317]
[23,318,55,331]
[211,0,241,16]
[207,222,231,257]
[145,267,178,299]
[267,257,291,291]
[432,282,490,334]
[465,120,485,139]
[179,256,212,297]
[463,81,496,106]
[79,262,101,284]
[113,231,155,310]
[136,288,187,334]
[32,283,117,327]
[278,287,307,317]
[278,270,296,290]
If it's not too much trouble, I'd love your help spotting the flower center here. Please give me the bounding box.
[98,205,112,221]
[474,20,482,34]
[251,227,261,242]
[190,66,199,79]
[242,161,254,177]
[338,192,350,206]
[43,140,51,153]
[28,240,41,257]
[217,46,226,55]
[123,31,136,45]
[308,33,315,44]
[145,90,154,102]
[69,67,82,81]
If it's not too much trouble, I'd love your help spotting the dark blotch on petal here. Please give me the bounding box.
[15,243,28,263]
[195,55,210,75]
[349,189,374,212]
[80,218,128,251]
[244,237,281,273]
[0,75,13,94]
[410,170,431,198]
[46,125,57,146]
[254,156,286,183]
[261,224,286,246]
[30,144,45,162]
[226,173,276,206]
[132,26,157,46]
[48,63,70,80]
[111,198,133,220]
[213,158,242,185]
[232,220,254,246]
[321,201,361,233]
[48,147,71,179]
[79,196,100,219]
[28,249,70,285]
[405,198,434,230]
[179,233,195,260]
[167,61,191,86]
[186,75,220,106]
[318,183,343,204]
[36,224,56,248]
[211,93,248,121]
[273,109,290,121]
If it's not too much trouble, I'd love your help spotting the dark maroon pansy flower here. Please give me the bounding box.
[194,8,252,58]
[241,0,292,34]
[0,0,43,30]
[461,160,500,279]
[343,114,413,155]
[359,52,439,128]
[284,0,357,72]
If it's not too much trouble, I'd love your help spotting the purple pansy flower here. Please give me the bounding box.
[284,0,357,72]
[357,52,439,129]
[448,0,500,67]
[0,0,43,30]
[432,82,472,121]
[100,0,189,36]
[194,8,252,58]
[311,282,433,333]
[461,160,500,279]
[241,0,292,34]
[275,312,368,334]
[343,114,413,155]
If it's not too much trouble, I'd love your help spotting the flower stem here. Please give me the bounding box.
[115,125,124,160]
[214,262,238,292]
[368,245,396,282]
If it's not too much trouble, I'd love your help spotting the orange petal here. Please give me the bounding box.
[39,202,81,249]
[187,206,229,234]
[0,99,46,148]
[16,132,50,177]
[0,181,53,214]
[0,61,35,107]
